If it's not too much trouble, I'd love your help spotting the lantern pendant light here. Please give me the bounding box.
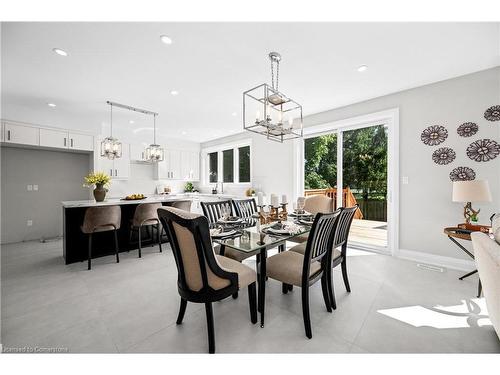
[145,114,164,162]
[100,102,122,159]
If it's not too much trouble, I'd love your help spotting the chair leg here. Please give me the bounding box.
[205,302,216,354]
[328,267,337,310]
[321,274,332,313]
[176,298,187,325]
[232,292,238,299]
[301,286,312,339]
[114,230,120,263]
[341,258,351,293]
[288,284,293,291]
[282,283,289,294]
[138,225,142,258]
[157,224,162,253]
[248,283,257,324]
[87,234,92,270]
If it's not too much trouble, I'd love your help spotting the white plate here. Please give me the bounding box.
[211,229,238,238]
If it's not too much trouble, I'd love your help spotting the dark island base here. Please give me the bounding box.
[63,202,174,265]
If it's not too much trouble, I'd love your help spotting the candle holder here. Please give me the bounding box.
[279,203,288,221]
[258,204,288,224]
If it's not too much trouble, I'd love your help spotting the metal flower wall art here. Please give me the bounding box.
[466,139,500,162]
[421,125,448,146]
[449,166,476,182]
[456,122,478,137]
[432,147,456,165]
[484,105,500,122]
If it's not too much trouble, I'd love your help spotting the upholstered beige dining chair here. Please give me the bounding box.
[289,194,334,244]
[81,205,121,270]
[157,206,257,354]
[266,210,341,339]
[130,203,163,257]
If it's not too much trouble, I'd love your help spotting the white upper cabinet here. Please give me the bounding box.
[190,151,200,181]
[40,128,68,149]
[130,143,146,161]
[112,143,130,179]
[69,132,94,151]
[4,122,39,146]
[169,150,181,180]
[180,150,200,181]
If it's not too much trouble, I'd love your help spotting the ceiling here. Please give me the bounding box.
[1,22,499,143]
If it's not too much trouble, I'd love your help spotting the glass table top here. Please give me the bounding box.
[212,221,311,253]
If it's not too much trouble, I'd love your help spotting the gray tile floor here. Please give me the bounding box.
[1,239,499,353]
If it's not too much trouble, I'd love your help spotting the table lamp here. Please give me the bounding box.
[452,180,492,224]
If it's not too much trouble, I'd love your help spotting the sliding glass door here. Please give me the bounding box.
[303,123,389,252]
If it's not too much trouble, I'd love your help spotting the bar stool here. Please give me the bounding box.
[130,203,163,258]
[81,206,121,270]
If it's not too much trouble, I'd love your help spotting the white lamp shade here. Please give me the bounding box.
[452,180,492,203]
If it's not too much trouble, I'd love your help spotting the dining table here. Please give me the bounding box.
[212,218,311,328]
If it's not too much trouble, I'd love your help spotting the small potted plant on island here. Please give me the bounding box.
[184,181,194,193]
[83,171,111,202]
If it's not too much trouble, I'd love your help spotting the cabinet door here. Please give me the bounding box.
[69,133,94,151]
[113,143,130,179]
[4,123,39,146]
[40,128,69,149]
[190,151,200,181]
[169,150,181,180]
[180,150,191,180]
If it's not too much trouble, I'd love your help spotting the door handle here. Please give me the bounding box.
[64,137,67,147]
[7,130,11,141]
[70,138,73,148]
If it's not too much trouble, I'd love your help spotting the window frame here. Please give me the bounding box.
[201,139,252,186]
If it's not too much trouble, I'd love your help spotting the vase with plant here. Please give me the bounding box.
[184,181,194,193]
[83,171,111,202]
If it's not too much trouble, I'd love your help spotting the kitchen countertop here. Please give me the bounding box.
[62,193,242,208]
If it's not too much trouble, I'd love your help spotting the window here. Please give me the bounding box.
[203,141,251,185]
[222,149,234,182]
[209,152,218,183]
[238,146,250,183]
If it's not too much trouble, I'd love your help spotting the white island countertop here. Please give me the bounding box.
[62,193,242,208]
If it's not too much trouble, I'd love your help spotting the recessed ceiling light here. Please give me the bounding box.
[129,120,135,124]
[170,90,179,96]
[160,35,173,45]
[52,48,68,57]
[181,131,187,135]
[357,65,368,72]
[231,112,237,117]
[47,103,57,107]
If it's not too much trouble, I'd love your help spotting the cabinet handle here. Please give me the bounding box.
[110,169,113,176]
[64,137,67,147]
[115,169,118,177]
[70,138,73,148]
[141,152,144,160]
[7,130,11,141]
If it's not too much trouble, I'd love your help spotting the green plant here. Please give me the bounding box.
[184,182,194,192]
[83,171,111,188]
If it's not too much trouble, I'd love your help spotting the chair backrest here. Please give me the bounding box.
[304,194,334,215]
[171,200,192,212]
[157,206,238,296]
[200,200,233,225]
[132,203,162,227]
[82,206,121,233]
[301,210,341,280]
[333,205,358,249]
[232,198,258,218]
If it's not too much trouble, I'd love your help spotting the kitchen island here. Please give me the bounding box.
[62,194,234,265]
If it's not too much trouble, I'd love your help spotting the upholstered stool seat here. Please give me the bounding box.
[130,202,163,257]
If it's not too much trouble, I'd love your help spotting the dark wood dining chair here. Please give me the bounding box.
[266,210,341,339]
[81,206,121,270]
[290,205,357,310]
[200,199,252,264]
[157,206,257,354]
[232,198,258,218]
[129,202,163,258]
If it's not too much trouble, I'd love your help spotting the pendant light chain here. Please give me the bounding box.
[153,114,157,144]
[110,103,113,137]
[270,58,280,91]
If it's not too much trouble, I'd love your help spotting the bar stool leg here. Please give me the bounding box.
[138,225,142,258]
[88,233,92,270]
[114,229,120,263]
[157,224,162,253]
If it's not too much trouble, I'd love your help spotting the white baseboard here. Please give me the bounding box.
[397,248,475,272]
